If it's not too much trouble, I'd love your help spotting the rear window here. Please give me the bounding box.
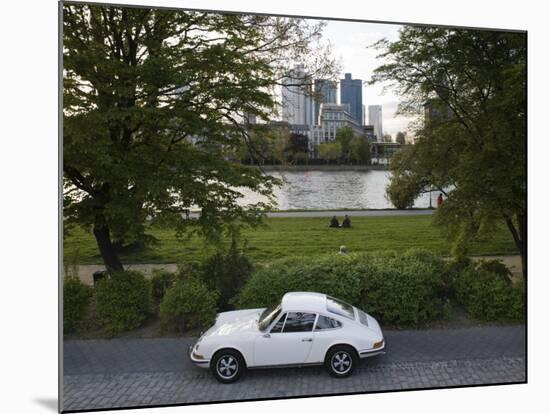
[357,309,369,326]
[327,296,355,320]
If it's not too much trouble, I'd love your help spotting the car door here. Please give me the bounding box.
[253,312,316,367]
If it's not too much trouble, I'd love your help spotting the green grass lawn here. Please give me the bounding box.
[64,215,518,265]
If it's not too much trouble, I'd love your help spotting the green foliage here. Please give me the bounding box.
[63,276,93,333]
[159,276,218,333]
[62,3,336,269]
[94,271,152,335]
[350,136,371,164]
[395,131,406,145]
[238,250,449,326]
[455,261,524,321]
[359,250,449,325]
[202,239,253,310]
[150,269,177,304]
[335,126,354,161]
[318,141,342,163]
[371,27,526,276]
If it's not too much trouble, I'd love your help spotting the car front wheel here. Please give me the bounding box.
[325,346,357,378]
[211,349,245,383]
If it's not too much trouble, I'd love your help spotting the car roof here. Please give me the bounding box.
[281,292,327,314]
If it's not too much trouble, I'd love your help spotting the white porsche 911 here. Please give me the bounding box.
[188,292,386,383]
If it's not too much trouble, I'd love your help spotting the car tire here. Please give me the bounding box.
[211,349,245,383]
[325,345,357,378]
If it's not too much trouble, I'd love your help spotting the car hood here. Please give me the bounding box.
[201,308,264,339]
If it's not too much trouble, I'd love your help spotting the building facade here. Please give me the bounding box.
[281,64,314,125]
[340,73,363,125]
[368,105,383,142]
[308,103,365,155]
[313,79,337,125]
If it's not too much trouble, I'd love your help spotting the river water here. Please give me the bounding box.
[237,170,439,210]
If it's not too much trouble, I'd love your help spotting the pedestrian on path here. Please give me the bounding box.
[437,193,444,208]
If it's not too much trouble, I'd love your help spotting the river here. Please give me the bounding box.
[236,169,439,210]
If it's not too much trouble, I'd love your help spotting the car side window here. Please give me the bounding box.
[270,313,287,333]
[315,315,342,330]
[282,312,316,333]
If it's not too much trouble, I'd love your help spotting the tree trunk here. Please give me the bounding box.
[505,214,526,282]
[93,223,124,273]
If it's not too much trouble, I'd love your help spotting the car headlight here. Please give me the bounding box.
[373,339,384,349]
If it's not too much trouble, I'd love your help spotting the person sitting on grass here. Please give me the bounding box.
[329,216,340,228]
[341,214,351,228]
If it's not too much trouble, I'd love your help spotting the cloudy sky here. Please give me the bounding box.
[320,20,416,137]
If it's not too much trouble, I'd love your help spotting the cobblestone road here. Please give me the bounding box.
[62,326,526,412]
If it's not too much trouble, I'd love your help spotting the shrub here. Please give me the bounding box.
[159,276,218,333]
[359,250,449,325]
[455,260,524,321]
[237,254,366,309]
[151,270,177,304]
[238,249,448,326]
[63,276,93,333]
[202,239,253,310]
[94,271,152,335]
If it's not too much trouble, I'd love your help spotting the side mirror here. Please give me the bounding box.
[263,333,271,339]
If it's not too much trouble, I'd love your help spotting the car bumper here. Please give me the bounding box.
[359,338,387,358]
[188,344,210,367]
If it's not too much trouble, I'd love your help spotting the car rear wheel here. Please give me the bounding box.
[325,345,357,378]
[211,349,245,383]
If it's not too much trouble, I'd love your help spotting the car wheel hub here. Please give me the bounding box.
[332,352,352,374]
[217,356,238,379]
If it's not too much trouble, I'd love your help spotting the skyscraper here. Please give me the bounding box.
[281,64,314,125]
[313,79,337,125]
[340,73,363,125]
[368,105,383,142]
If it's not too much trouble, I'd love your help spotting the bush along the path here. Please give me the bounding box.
[202,238,253,311]
[94,271,152,335]
[63,275,93,333]
[150,269,177,304]
[237,254,365,309]
[159,274,218,333]
[359,250,450,325]
[238,249,450,326]
[455,260,524,321]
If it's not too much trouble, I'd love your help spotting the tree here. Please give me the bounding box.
[63,4,336,271]
[335,126,354,162]
[350,137,371,164]
[395,131,406,145]
[370,27,526,279]
[383,134,393,143]
[318,141,341,164]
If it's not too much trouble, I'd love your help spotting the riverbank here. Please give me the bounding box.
[259,163,388,172]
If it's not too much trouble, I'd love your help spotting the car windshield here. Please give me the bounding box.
[258,303,282,331]
[327,296,356,320]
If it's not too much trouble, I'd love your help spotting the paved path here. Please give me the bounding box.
[63,325,525,411]
[266,209,435,218]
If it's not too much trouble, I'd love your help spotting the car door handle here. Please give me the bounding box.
[302,338,312,342]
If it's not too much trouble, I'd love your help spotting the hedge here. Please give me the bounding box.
[63,276,93,333]
[237,249,450,326]
[94,271,152,335]
[455,260,524,321]
[159,275,218,333]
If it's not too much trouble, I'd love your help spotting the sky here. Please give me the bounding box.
[319,20,416,137]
